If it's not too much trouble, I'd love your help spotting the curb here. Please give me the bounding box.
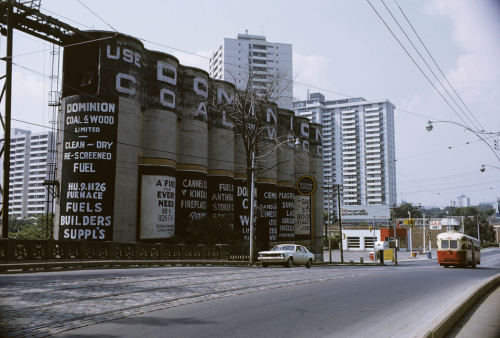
[412,273,500,338]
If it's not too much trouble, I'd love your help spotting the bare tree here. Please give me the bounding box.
[208,68,295,171]
[207,66,297,262]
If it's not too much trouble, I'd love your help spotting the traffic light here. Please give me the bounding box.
[369,226,373,232]
[403,219,415,227]
[343,233,346,239]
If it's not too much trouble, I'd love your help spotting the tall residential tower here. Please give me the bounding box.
[0,129,56,218]
[293,93,397,209]
[209,31,293,109]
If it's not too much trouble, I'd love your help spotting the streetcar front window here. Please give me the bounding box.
[441,240,449,249]
[450,240,458,249]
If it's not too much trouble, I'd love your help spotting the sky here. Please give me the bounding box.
[2,0,500,209]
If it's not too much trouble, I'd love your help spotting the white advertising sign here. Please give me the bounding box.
[340,205,390,220]
[429,221,442,230]
[140,175,176,239]
[294,195,310,235]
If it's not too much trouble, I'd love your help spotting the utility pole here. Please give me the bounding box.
[1,3,13,239]
[408,211,412,258]
[337,185,343,263]
[321,181,333,263]
[477,214,481,243]
[422,213,426,253]
[390,204,397,265]
[248,152,257,264]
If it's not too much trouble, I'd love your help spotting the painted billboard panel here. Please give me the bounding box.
[277,186,295,241]
[340,205,390,220]
[208,176,234,220]
[294,195,311,235]
[234,178,251,236]
[256,182,278,248]
[140,175,176,239]
[59,95,118,241]
[176,171,208,222]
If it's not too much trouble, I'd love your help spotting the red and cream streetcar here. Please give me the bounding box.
[437,230,480,268]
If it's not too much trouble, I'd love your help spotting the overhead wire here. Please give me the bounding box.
[380,0,482,133]
[366,0,500,162]
[393,0,487,132]
[3,3,498,204]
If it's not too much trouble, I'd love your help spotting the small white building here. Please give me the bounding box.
[342,229,380,251]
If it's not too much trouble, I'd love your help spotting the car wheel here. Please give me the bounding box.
[444,265,449,268]
[262,263,268,268]
[306,259,312,268]
[284,257,293,268]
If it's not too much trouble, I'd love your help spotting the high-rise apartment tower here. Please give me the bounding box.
[0,129,56,218]
[293,93,397,209]
[209,31,293,109]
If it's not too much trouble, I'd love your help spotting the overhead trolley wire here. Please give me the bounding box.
[393,0,487,133]
[366,0,500,161]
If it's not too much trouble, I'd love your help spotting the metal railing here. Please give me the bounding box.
[0,239,228,263]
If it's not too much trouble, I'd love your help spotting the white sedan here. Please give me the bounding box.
[258,244,315,268]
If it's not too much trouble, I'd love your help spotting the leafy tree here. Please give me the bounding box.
[7,216,35,233]
[420,207,441,216]
[7,213,54,240]
[323,210,338,226]
[392,202,422,219]
[323,233,340,250]
[463,216,495,242]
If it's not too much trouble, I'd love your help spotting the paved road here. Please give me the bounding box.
[1,248,499,338]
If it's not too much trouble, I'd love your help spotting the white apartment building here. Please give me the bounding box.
[457,193,470,208]
[209,31,293,109]
[0,129,56,218]
[293,93,397,209]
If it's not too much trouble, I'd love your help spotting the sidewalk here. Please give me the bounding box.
[444,283,500,338]
[321,248,438,263]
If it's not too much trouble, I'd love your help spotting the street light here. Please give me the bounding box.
[425,120,499,135]
[249,138,302,263]
[480,164,500,172]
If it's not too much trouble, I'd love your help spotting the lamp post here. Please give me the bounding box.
[426,120,500,161]
[248,138,301,263]
[426,120,499,135]
[480,164,500,172]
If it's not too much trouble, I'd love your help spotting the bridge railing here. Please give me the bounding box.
[0,239,228,263]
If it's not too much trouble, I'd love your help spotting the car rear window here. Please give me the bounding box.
[441,240,449,249]
[450,240,458,249]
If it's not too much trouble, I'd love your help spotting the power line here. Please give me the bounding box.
[393,0,486,132]
[380,0,482,133]
[76,0,118,33]
[366,0,500,162]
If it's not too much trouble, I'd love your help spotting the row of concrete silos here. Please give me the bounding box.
[56,32,323,252]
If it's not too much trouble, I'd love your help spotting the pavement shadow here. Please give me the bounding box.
[116,316,216,327]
